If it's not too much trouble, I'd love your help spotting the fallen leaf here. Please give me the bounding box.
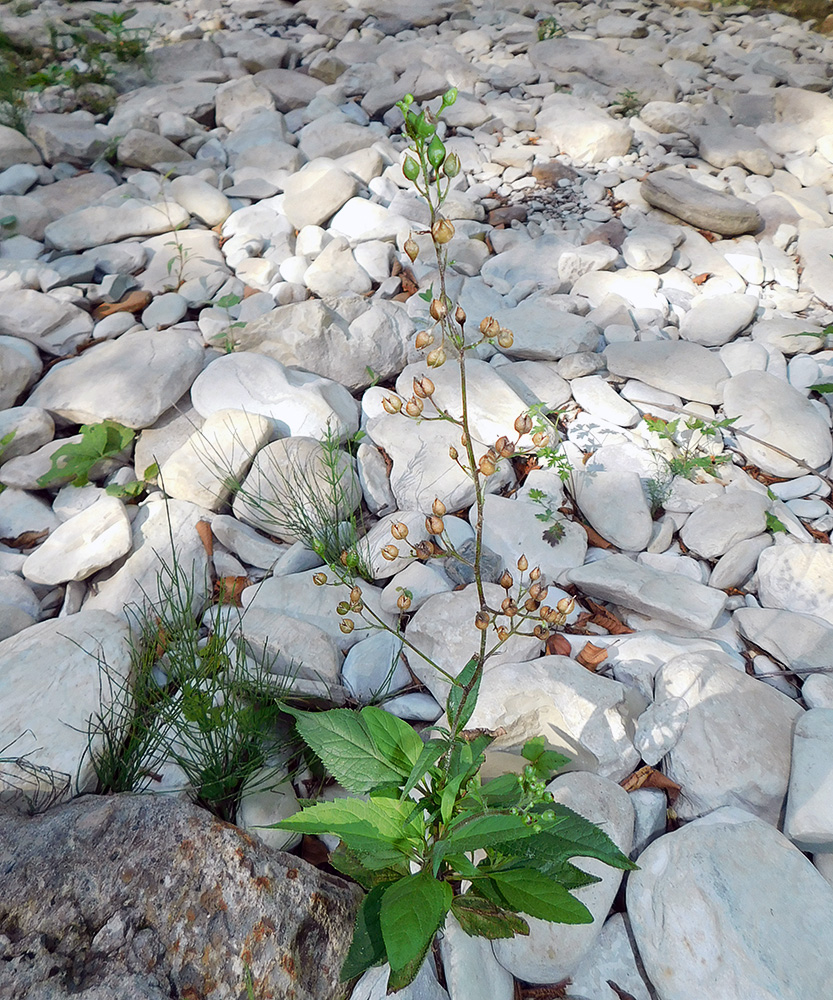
[584,597,633,634]
[546,633,572,657]
[0,528,48,550]
[196,519,213,558]
[576,641,608,671]
[91,289,153,320]
[805,525,831,544]
[520,983,569,999]
[621,764,681,804]
[696,228,719,243]
[214,576,250,606]
[691,272,711,285]
[580,522,613,549]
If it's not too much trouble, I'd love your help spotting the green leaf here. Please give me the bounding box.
[380,870,452,974]
[522,737,570,777]
[494,804,637,872]
[329,844,407,890]
[360,706,423,775]
[487,868,593,924]
[418,283,434,302]
[809,383,833,394]
[446,656,480,733]
[401,738,448,798]
[285,706,408,793]
[766,512,788,535]
[36,420,135,488]
[340,884,388,982]
[215,292,242,309]
[270,796,423,865]
[442,812,540,856]
[451,894,529,940]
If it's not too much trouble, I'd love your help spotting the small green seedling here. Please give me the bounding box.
[765,512,788,535]
[105,462,158,500]
[37,420,135,488]
[537,16,565,40]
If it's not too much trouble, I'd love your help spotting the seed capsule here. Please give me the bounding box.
[432,498,447,517]
[340,618,355,634]
[413,540,433,560]
[430,298,447,321]
[382,395,402,414]
[350,585,363,605]
[474,611,490,630]
[415,330,434,351]
[514,413,533,435]
[529,566,541,582]
[448,445,459,461]
[539,605,556,623]
[402,156,420,182]
[381,544,400,561]
[312,572,327,586]
[426,346,446,368]
[455,305,466,325]
[556,596,576,615]
[431,218,455,244]
[404,235,419,262]
[397,592,412,611]
[478,455,496,476]
[496,625,510,641]
[532,431,549,448]
[391,521,409,540]
[336,601,351,615]
[413,375,435,398]
[479,316,500,339]
[533,624,549,640]
[425,514,444,535]
[495,435,514,458]
[497,328,514,349]
[524,598,540,613]
[443,152,461,177]
[405,396,424,417]
[499,571,513,590]
[517,554,528,572]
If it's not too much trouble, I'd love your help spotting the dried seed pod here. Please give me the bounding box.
[391,521,409,540]
[413,376,430,398]
[405,396,424,417]
[415,330,434,351]
[478,455,496,476]
[336,601,351,615]
[517,554,529,572]
[460,432,469,448]
[533,624,549,640]
[499,571,513,590]
[532,431,549,448]
[448,445,459,461]
[479,316,500,339]
[529,566,541,582]
[497,328,514,349]
[495,436,514,459]
[383,395,402,414]
[556,596,576,615]
[350,585,363,605]
[474,611,490,630]
[539,604,556,623]
[312,572,327,586]
[397,592,412,611]
[524,598,540,613]
[455,305,466,326]
[413,540,433,561]
[426,346,446,368]
[514,413,533,435]
[381,544,400,561]
[431,218,455,244]
[340,618,355,634]
[431,498,446,517]
[404,235,419,262]
[429,298,447,321]
[494,625,508,641]
[425,515,444,535]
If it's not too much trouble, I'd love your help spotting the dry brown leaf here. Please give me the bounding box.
[580,522,613,549]
[691,272,711,285]
[214,575,250,606]
[91,289,152,320]
[546,633,572,657]
[621,764,681,804]
[585,597,633,634]
[0,528,49,550]
[195,519,213,558]
[576,641,608,671]
[806,524,831,544]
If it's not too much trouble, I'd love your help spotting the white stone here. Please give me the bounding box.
[237,775,302,852]
[634,697,689,766]
[492,773,634,983]
[784,709,833,852]
[440,915,513,1000]
[467,656,641,782]
[756,544,833,627]
[723,370,833,478]
[622,230,674,271]
[679,294,758,348]
[282,160,359,230]
[21,496,131,586]
[0,288,93,355]
[159,409,272,511]
[567,554,727,632]
[341,631,410,703]
[45,198,191,253]
[656,650,803,824]
[304,236,372,297]
[709,533,773,590]
[574,469,653,552]
[561,913,652,1000]
[169,175,232,227]
[210,514,286,570]
[605,340,729,405]
[0,610,131,802]
[628,807,833,1000]
[535,95,632,166]
[570,376,639,428]
[680,489,770,559]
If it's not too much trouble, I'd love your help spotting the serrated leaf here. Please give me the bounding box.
[401,738,448,798]
[488,868,592,923]
[270,796,422,864]
[494,804,636,872]
[329,844,407,889]
[446,657,480,733]
[340,884,388,981]
[522,736,570,777]
[286,706,408,792]
[438,813,539,862]
[380,871,452,974]
[360,706,423,775]
[451,894,529,939]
